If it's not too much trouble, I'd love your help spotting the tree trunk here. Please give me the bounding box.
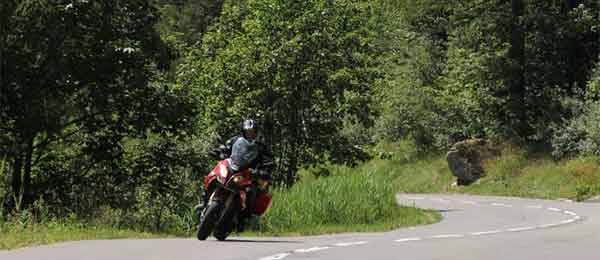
[10,151,22,211]
[563,0,580,92]
[22,137,34,207]
[508,0,529,139]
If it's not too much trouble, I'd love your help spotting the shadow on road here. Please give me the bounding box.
[437,209,462,213]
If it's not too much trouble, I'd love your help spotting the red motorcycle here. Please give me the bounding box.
[197,159,273,241]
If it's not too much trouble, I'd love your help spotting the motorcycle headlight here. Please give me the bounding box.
[232,176,244,185]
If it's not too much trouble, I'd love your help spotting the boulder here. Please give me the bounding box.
[446,138,489,186]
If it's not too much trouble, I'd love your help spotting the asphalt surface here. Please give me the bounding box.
[2,194,599,260]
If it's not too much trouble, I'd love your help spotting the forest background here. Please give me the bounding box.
[1,0,599,237]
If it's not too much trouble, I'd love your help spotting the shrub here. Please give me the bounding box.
[552,101,600,159]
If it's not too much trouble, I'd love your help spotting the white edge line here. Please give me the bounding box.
[507,227,536,232]
[294,246,331,253]
[526,205,543,209]
[560,219,576,224]
[395,237,422,242]
[430,234,465,239]
[491,203,513,207]
[260,253,291,260]
[334,241,368,247]
[470,230,502,236]
[537,223,561,228]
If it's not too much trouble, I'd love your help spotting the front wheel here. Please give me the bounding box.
[213,195,240,241]
[197,199,222,240]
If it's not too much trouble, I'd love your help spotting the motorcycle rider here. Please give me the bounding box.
[202,119,273,230]
[230,119,260,172]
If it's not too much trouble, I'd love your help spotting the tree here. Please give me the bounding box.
[0,0,190,211]
[178,0,379,185]
[154,0,225,46]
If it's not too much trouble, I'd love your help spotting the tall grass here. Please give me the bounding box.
[465,153,600,201]
[384,143,600,201]
[255,163,440,235]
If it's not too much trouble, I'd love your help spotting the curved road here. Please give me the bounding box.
[2,194,600,260]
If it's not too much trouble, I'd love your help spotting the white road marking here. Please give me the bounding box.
[395,237,422,242]
[537,223,561,228]
[560,219,576,224]
[294,246,331,253]
[491,203,513,207]
[260,253,291,260]
[526,205,543,209]
[431,234,465,239]
[260,197,586,260]
[507,227,536,232]
[335,241,368,247]
[470,230,502,236]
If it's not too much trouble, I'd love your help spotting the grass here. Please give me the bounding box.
[382,143,600,201]
[248,162,441,236]
[0,219,164,250]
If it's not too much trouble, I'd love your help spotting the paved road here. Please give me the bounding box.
[2,194,600,260]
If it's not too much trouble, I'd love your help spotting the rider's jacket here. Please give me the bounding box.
[211,135,273,173]
[229,136,258,172]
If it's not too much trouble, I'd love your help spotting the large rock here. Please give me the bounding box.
[446,138,490,186]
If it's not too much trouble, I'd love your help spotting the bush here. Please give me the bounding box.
[552,101,600,159]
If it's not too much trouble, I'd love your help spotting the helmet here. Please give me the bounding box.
[242,119,257,132]
[242,119,258,139]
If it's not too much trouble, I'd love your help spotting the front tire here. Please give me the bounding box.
[197,199,222,240]
[213,195,240,241]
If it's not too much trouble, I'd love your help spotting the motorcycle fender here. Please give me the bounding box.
[254,192,273,216]
[203,174,218,189]
[204,160,231,188]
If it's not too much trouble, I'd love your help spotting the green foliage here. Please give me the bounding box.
[256,162,440,235]
[178,0,379,184]
[1,0,599,239]
[126,136,206,233]
[375,0,600,150]
[552,100,600,159]
[0,0,197,213]
[155,0,225,46]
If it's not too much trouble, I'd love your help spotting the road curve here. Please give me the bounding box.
[2,194,600,260]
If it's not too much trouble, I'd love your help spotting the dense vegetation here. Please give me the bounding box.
[1,0,599,240]
[257,164,440,235]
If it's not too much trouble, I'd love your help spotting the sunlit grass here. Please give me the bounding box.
[384,143,600,201]
[0,219,164,250]
[251,162,441,236]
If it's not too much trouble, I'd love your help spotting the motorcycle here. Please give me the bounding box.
[197,158,273,241]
